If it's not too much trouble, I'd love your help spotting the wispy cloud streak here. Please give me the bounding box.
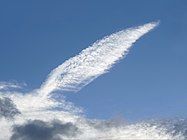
[39,22,158,97]
[0,82,25,91]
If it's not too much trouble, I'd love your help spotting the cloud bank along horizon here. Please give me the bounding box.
[1,22,185,140]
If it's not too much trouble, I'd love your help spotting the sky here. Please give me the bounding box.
[0,0,186,121]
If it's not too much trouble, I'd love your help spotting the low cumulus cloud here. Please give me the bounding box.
[11,120,79,140]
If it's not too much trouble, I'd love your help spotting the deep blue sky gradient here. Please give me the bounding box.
[0,0,186,121]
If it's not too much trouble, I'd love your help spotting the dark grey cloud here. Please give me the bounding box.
[11,120,80,140]
[0,97,20,119]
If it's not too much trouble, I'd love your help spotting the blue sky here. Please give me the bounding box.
[0,0,186,121]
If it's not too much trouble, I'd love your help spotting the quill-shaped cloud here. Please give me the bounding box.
[39,22,159,98]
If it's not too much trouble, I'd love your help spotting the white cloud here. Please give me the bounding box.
[39,22,159,98]
[1,22,183,140]
[0,82,25,91]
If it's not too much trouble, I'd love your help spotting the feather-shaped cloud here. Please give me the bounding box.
[39,22,158,98]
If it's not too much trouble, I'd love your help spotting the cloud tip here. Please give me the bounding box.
[148,20,160,29]
[138,20,160,35]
